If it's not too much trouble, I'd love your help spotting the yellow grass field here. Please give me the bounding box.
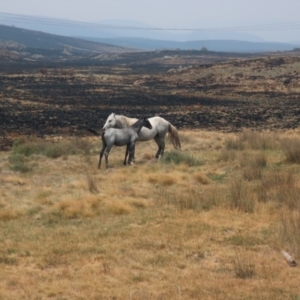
[1,129,300,299]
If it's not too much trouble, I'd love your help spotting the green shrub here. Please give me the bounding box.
[162,150,202,166]
[12,138,45,157]
[43,143,71,158]
[11,136,91,159]
[8,154,32,173]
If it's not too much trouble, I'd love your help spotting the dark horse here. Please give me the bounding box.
[88,118,152,169]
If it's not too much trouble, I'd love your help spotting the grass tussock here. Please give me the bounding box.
[241,152,267,181]
[147,173,177,186]
[229,178,255,213]
[233,253,256,279]
[55,195,103,219]
[282,137,300,163]
[194,172,210,184]
[107,200,134,215]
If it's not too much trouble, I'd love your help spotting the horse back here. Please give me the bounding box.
[136,117,168,141]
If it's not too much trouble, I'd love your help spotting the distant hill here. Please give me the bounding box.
[79,36,300,53]
[0,14,265,43]
[2,14,299,54]
[0,25,131,54]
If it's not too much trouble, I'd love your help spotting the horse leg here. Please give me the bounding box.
[123,145,129,165]
[98,142,106,169]
[128,143,135,165]
[154,136,165,159]
[104,144,113,169]
[130,144,136,163]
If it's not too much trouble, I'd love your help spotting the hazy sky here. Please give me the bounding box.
[1,0,300,42]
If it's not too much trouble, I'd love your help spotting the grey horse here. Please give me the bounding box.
[102,113,181,159]
[88,117,152,169]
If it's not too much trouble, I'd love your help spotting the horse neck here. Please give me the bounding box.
[117,115,137,128]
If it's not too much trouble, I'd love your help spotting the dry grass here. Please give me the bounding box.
[233,252,256,279]
[282,137,300,163]
[1,130,300,299]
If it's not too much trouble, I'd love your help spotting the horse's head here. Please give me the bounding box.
[103,113,117,129]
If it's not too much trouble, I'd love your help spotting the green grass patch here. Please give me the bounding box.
[11,136,92,159]
[8,153,32,173]
[161,150,202,166]
[208,173,227,182]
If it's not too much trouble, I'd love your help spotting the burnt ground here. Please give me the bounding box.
[1,50,300,149]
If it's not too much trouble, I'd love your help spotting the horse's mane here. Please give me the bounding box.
[116,115,137,127]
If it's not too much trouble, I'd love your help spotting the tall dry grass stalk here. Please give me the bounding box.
[241,152,267,181]
[240,130,279,150]
[282,137,300,163]
[228,178,255,213]
[225,130,279,152]
[256,171,300,209]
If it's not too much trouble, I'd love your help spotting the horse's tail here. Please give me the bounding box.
[168,123,181,150]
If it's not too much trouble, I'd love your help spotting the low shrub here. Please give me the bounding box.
[8,154,32,173]
[161,150,201,166]
[12,137,45,157]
